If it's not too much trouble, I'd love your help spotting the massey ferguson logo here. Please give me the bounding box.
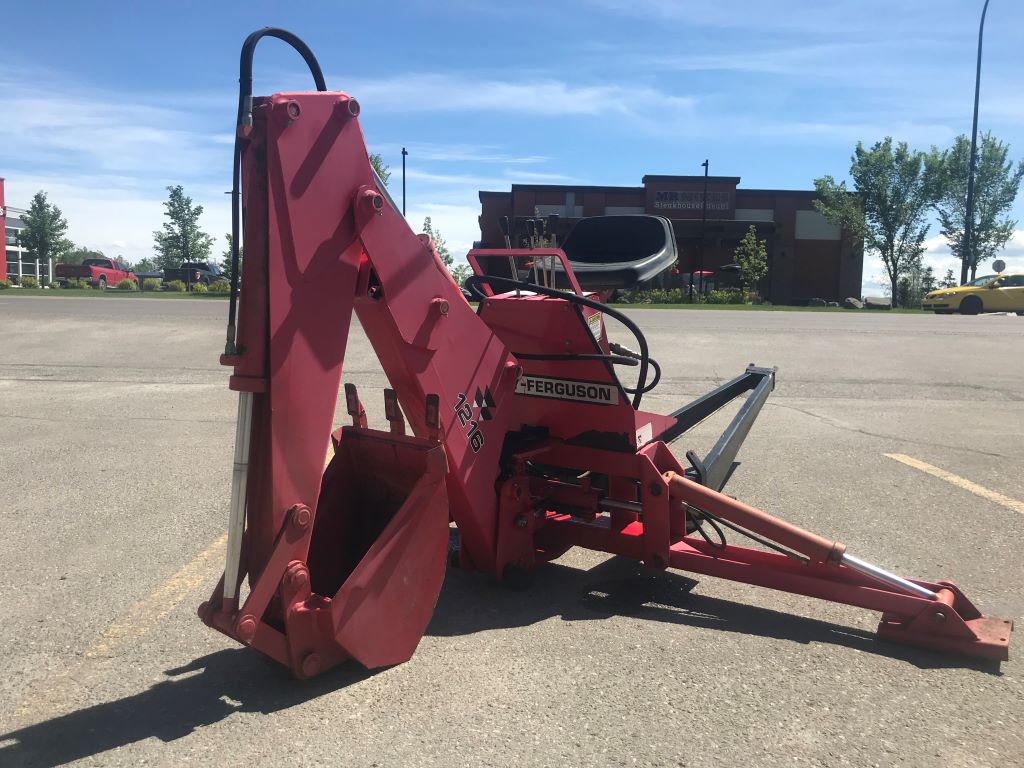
[454,387,494,453]
[515,375,617,406]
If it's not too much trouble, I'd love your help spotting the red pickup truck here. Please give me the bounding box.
[56,258,137,290]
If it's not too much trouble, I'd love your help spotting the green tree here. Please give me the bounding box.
[370,153,391,187]
[131,256,159,274]
[929,132,1023,282]
[896,258,936,308]
[220,232,243,276]
[734,224,768,294]
[61,246,105,266]
[940,267,957,289]
[815,138,941,307]
[422,217,452,267]
[18,191,73,264]
[449,262,472,288]
[921,264,937,294]
[152,185,214,270]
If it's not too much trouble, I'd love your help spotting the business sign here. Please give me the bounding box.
[654,190,730,211]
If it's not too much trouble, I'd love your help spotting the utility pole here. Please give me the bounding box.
[962,0,991,285]
[698,159,709,297]
[401,147,408,216]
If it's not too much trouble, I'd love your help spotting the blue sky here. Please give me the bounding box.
[2,1,1023,295]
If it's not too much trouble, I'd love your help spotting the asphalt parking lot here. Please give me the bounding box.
[1,294,1022,768]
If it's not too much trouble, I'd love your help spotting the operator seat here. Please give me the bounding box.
[561,215,677,290]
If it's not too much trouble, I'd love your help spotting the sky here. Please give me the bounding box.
[2,0,1023,296]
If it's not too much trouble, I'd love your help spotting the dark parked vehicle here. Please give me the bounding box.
[163,262,227,287]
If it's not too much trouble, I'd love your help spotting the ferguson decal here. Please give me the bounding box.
[514,375,617,406]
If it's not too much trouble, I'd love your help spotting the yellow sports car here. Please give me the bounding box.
[922,273,1024,315]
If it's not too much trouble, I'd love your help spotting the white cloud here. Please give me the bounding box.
[0,84,226,178]
[372,143,550,165]
[860,230,1024,295]
[504,170,581,183]
[403,203,483,264]
[4,174,230,263]
[638,42,885,77]
[403,167,579,190]
[0,66,233,262]
[583,0,951,36]
[342,73,695,123]
[731,117,958,150]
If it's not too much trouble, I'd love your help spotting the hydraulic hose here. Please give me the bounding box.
[465,274,651,408]
[610,341,661,395]
[226,28,327,355]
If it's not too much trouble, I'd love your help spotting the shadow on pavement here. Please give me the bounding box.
[1,556,999,767]
[430,555,1003,675]
[0,650,377,768]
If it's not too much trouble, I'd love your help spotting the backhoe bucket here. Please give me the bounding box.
[202,424,450,677]
[306,426,450,669]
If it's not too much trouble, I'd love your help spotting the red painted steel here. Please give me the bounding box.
[664,472,846,564]
[199,89,1011,676]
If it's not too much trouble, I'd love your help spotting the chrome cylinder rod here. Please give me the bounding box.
[599,497,644,513]
[841,553,938,600]
[223,391,254,604]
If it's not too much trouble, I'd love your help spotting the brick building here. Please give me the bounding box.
[478,175,863,303]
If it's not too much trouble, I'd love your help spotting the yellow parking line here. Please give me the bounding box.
[885,453,1024,516]
[88,441,339,661]
[11,534,229,724]
[16,452,335,722]
[85,533,228,658]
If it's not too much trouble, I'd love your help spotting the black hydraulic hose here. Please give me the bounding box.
[225,28,328,355]
[683,501,809,564]
[623,356,660,395]
[466,274,651,408]
[609,342,661,395]
[513,352,640,366]
[689,509,727,550]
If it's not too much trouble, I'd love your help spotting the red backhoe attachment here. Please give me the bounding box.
[201,413,450,675]
[198,29,1011,678]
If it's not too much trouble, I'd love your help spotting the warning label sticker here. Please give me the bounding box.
[514,375,617,406]
[587,312,603,342]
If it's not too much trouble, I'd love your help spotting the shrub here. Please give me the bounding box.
[619,287,750,305]
[619,288,688,304]
[192,282,209,294]
[0,279,12,289]
[21,276,40,289]
[618,289,646,304]
[165,280,187,293]
[704,289,746,305]
[116,279,137,291]
[208,279,231,294]
[142,278,162,292]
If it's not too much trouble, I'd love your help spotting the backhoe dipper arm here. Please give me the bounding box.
[216,89,520,619]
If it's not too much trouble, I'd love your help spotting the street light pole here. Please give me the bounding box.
[962,0,991,285]
[698,159,709,296]
[401,147,408,216]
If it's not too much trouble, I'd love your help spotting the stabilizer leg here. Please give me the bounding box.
[663,472,1012,661]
